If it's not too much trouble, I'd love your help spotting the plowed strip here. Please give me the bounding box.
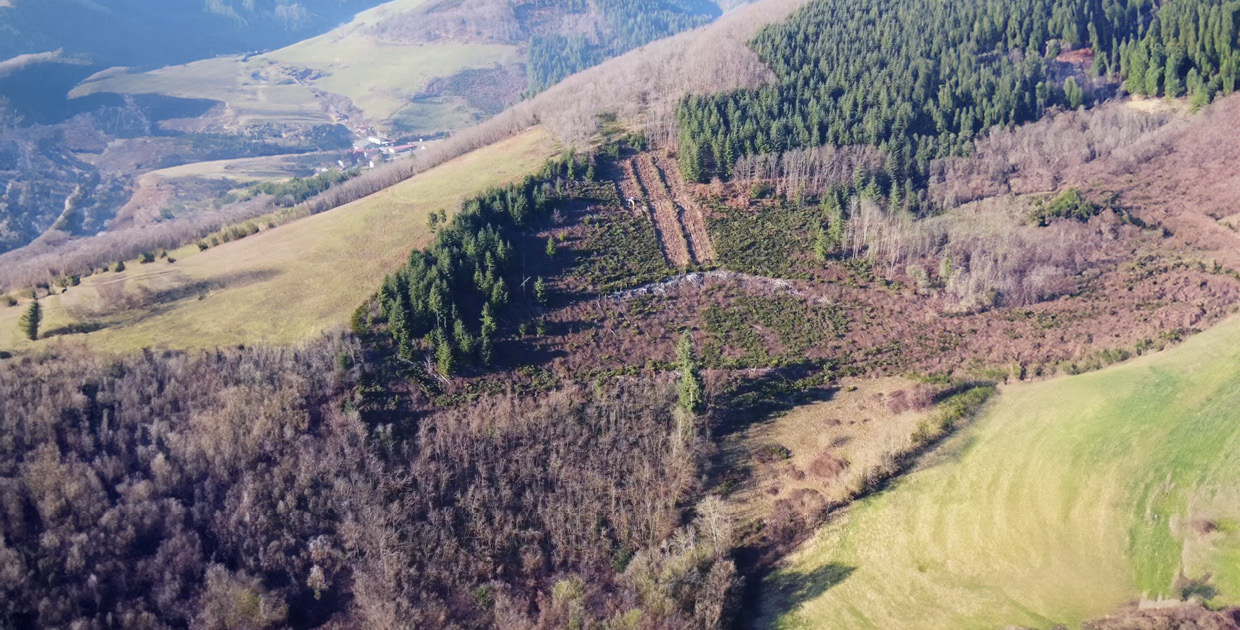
[617,160,647,219]
[631,157,692,268]
[652,154,716,264]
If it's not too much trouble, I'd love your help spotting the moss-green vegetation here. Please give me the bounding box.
[708,201,818,279]
[1029,187,1101,225]
[758,315,1240,629]
[577,199,671,292]
[701,294,845,368]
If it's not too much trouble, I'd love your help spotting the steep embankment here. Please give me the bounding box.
[757,315,1240,629]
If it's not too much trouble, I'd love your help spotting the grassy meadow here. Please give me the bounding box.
[71,0,518,133]
[0,128,555,352]
[756,315,1240,629]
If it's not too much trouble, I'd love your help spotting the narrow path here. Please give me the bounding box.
[616,159,648,219]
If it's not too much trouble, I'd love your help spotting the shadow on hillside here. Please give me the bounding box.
[760,562,857,620]
[42,321,107,339]
[711,363,837,437]
[58,268,287,338]
[139,268,283,307]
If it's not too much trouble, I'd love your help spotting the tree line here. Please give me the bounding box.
[1119,0,1240,107]
[674,0,1164,194]
[370,151,591,375]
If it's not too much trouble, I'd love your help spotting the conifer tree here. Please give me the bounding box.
[534,277,548,306]
[677,333,703,414]
[18,299,40,342]
[813,225,830,262]
[434,329,456,376]
[481,303,498,339]
[1064,76,1084,108]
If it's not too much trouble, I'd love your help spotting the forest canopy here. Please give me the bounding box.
[675,0,1239,197]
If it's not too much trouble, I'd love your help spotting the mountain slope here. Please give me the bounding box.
[0,128,554,352]
[758,312,1240,629]
[0,0,392,66]
[70,0,742,135]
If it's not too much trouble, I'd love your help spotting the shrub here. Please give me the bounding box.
[1029,188,1100,226]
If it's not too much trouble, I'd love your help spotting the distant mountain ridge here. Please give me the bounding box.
[0,0,392,68]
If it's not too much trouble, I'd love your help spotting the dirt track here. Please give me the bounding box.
[629,157,692,267]
[652,154,716,264]
[628,154,718,268]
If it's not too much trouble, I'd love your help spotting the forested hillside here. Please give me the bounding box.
[676,0,1240,197]
[0,342,730,629]
[1120,0,1240,104]
[9,0,1240,628]
[525,0,723,92]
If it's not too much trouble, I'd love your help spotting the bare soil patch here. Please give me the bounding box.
[653,152,717,263]
[630,155,692,267]
[1082,603,1240,630]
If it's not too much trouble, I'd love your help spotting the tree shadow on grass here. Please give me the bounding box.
[711,362,837,437]
[761,562,857,620]
[54,268,285,338]
[42,321,107,339]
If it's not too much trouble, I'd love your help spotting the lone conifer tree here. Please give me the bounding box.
[677,332,703,414]
[19,299,40,341]
[534,277,548,306]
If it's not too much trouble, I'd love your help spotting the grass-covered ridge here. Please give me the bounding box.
[757,314,1240,629]
[0,128,555,353]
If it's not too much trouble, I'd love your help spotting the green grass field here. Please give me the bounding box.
[757,316,1240,629]
[0,128,555,352]
[71,0,518,133]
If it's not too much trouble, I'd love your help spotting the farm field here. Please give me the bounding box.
[0,128,555,352]
[756,314,1240,629]
[144,151,332,183]
[70,0,518,133]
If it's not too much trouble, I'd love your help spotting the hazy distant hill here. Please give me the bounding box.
[0,0,391,67]
[69,0,745,136]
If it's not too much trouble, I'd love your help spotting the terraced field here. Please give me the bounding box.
[0,128,555,352]
[757,316,1240,629]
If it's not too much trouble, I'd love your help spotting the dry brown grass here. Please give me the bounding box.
[719,377,937,528]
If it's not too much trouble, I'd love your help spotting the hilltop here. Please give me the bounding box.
[5,0,1240,628]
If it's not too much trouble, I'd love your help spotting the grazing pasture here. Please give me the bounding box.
[757,315,1240,629]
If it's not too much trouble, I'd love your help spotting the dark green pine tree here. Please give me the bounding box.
[19,298,40,341]
[677,332,704,414]
[534,277,548,306]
